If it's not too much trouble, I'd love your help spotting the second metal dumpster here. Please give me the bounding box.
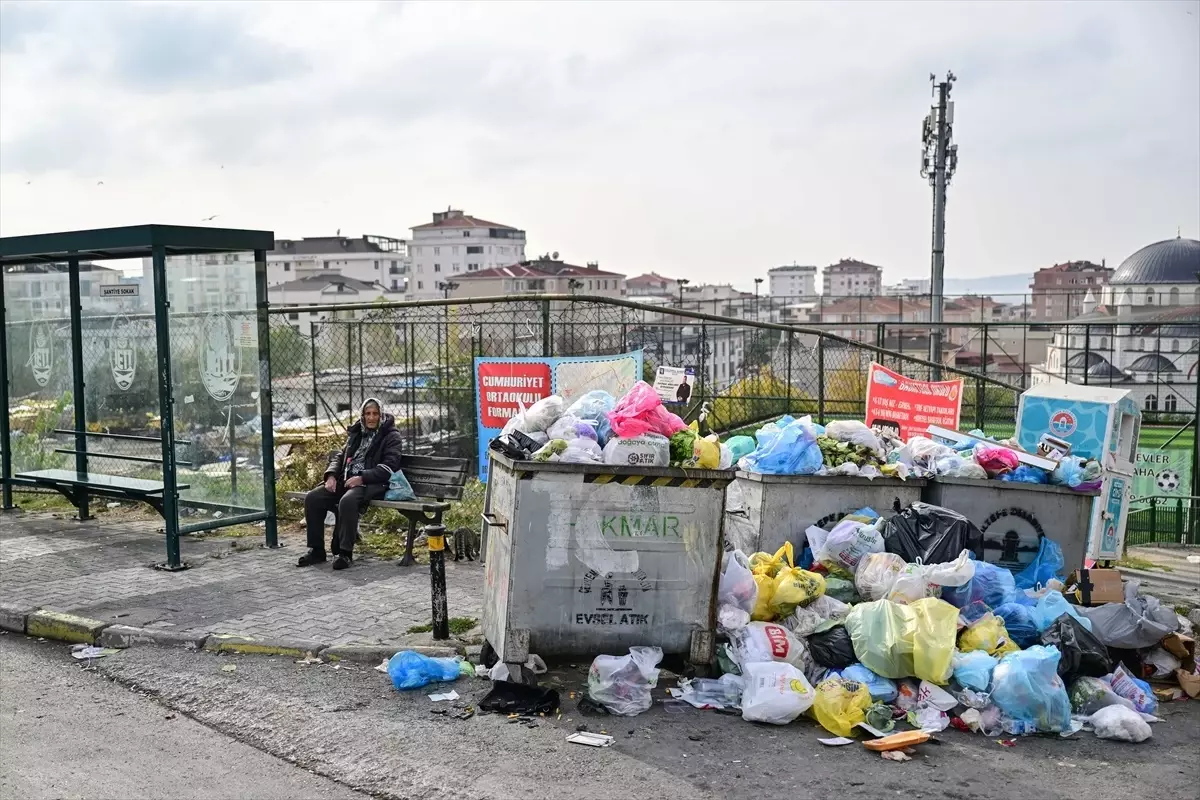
[724,472,927,555]
[922,478,1100,575]
[482,453,732,668]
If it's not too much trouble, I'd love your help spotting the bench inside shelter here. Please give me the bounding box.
[16,430,192,517]
[286,453,470,565]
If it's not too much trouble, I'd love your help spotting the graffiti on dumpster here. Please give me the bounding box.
[979,507,1046,567]
[599,514,682,538]
[575,569,653,626]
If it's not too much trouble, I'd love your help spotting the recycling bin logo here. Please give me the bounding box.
[29,322,53,387]
[110,315,137,391]
[199,312,241,402]
[1049,410,1076,437]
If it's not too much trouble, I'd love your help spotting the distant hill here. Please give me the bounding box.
[941,273,1033,297]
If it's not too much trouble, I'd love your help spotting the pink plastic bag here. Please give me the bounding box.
[973,444,1019,477]
[606,382,687,439]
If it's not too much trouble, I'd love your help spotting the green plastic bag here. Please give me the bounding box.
[843,598,960,684]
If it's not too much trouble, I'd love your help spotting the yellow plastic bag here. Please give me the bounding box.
[770,567,826,618]
[751,574,777,621]
[811,677,872,737]
[958,613,1020,658]
[692,437,720,469]
[844,597,960,684]
[749,543,793,578]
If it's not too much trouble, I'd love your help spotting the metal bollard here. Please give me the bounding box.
[424,524,450,640]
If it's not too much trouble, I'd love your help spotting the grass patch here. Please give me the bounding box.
[406,617,478,636]
[360,530,425,561]
[12,490,75,513]
[1116,556,1172,573]
[1175,605,1194,617]
[444,479,485,530]
[195,523,261,540]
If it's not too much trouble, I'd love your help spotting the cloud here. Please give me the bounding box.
[0,0,1197,284]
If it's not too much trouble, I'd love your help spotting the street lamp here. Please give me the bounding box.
[676,278,690,306]
[568,278,584,294]
[437,280,459,299]
[754,277,764,318]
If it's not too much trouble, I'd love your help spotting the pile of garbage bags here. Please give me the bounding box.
[670,500,1194,742]
[733,415,1105,489]
[489,382,736,469]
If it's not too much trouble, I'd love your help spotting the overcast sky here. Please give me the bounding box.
[1,0,1197,286]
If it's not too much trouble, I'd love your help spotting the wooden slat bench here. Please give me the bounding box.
[285,454,471,566]
[16,468,191,516]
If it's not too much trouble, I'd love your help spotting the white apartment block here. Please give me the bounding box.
[408,209,526,299]
[768,264,817,300]
[822,258,883,297]
[273,275,394,337]
[268,235,408,295]
[883,277,932,296]
[3,262,128,321]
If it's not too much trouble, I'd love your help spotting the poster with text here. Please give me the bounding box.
[652,365,695,405]
[1133,446,1193,500]
[864,362,963,442]
[475,351,643,481]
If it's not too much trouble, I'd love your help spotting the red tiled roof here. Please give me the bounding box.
[627,272,675,287]
[460,261,626,280]
[412,213,518,231]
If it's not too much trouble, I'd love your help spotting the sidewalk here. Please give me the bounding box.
[0,510,484,653]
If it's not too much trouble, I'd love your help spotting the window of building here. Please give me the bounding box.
[1172,340,1179,352]
[283,262,291,272]
[1145,394,1158,411]
[1165,394,1178,412]
[1099,337,1107,350]
[323,260,330,269]
[467,246,483,254]
[463,231,470,237]
[434,264,441,273]
[468,263,479,271]
[373,260,379,269]
[1145,289,1154,304]
[1139,338,1146,350]
[1169,287,1180,305]
[452,263,459,272]
[288,312,299,320]
[452,246,460,255]
[434,247,440,255]
[417,281,424,290]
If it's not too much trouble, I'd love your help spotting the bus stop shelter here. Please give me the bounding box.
[0,225,278,569]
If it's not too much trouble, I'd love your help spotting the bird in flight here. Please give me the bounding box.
[201,215,219,222]
[96,180,105,185]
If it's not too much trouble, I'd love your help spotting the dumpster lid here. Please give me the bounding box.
[489,452,733,481]
[929,476,1101,496]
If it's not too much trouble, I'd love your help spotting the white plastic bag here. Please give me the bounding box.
[814,519,884,575]
[1090,704,1152,742]
[677,673,745,710]
[887,550,976,604]
[897,437,957,476]
[718,443,734,470]
[1145,647,1182,678]
[855,552,907,601]
[587,646,663,716]
[602,434,670,468]
[783,594,851,637]
[824,420,884,458]
[740,661,815,725]
[718,549,758,615]
[559,438,603,464]
[547,413,584,442]
[523,395,564,432]
[730,622,813,675]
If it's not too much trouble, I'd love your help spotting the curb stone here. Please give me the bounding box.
[0,602,37,634]
[203,635,329,658]
[97,625,209,650]
[321,643,457,662]
[26,610,108,644]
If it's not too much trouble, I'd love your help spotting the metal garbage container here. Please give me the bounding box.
[724,472,927,555]
[922,478,1100,574]
[482,453,732,668]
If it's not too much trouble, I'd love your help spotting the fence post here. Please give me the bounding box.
[541,299,551,357]
[1083,324,1091,385]
[817,337,826,425]
[424,523,450,640]
[1150,500,1157,539]
[699,322,708,410]
[785,332,793,416]
[310,323,320,441]
[1175,498,1184,544]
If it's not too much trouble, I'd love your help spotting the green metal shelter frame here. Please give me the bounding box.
[0,225,279,569]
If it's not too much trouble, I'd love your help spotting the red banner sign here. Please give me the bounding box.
[476,361,552,429]
[864,362,963,442]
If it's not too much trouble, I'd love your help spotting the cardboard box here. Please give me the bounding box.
[1068,568,1123,606]
[1162,633,1200,699]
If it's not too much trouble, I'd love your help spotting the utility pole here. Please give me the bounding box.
[921,71,958,377]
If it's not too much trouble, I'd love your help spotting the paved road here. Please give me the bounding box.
[0,635,365,800]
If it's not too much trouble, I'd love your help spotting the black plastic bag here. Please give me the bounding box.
[479,681,560,715]
[881,502,984,563]
[808,625,856,669]
[1040,612,1112,680]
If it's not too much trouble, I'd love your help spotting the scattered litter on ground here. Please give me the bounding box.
[428,690,460,702]
[295,652,322,665]
[818,736,855,746]
[567,732,614,747]
[880,750,911,762]
[221,664,237,673]
[70,645,118,660]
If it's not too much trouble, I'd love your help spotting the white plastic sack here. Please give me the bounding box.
[547,414,584,442]
[1145,647,1182,678]
[740,661,815,725]
[783,594,851,637]
[824,420,884,458]
[815,519,884,575]
[522,395,564,432]
[602,434,670,468]
[805,525,830,558]
[1090,704,1152,742]
[718,604,751,632]
[897,437,957,476]
[718,549,758,615]
[855,552,907,601]
[1079,580,1180,649]
[587,646,663,716]
[559,438,603,464]
[718,443,734,470]
[730,622,813,675]
[887,550,976,605]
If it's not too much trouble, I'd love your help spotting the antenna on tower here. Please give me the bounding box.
[920,71,959,377]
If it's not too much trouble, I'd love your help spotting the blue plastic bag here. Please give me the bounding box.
[725,435,756,462]
[742,417,822,475]
[952,649,998,691]
[569,390,617,447]
[387,650,463,690]
[993,602,1040,647]
[384,468,416,502]
[958,600,993,626]
[1014,536,1065,590]
[999,465,1049,484]
[1050,456,1085,488]
[943,561,1017,609]
[990,646,1072,733]
[1031,590,1093,634]
[836,663,898,702]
